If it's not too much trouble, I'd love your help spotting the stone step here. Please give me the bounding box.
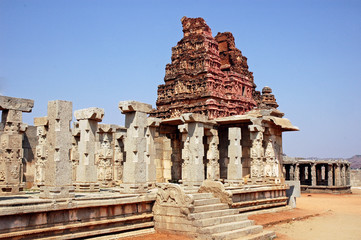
[242,230,276,240]
[85,228,156,240]
[189,209,239,220]
[193,214,248,227]
[193,203,228,213]
[199,220,254,234]
[212,225,263,240]
[193,197,220,206]
[188,192,213,200]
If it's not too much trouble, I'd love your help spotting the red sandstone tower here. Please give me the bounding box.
[151,17,275,119]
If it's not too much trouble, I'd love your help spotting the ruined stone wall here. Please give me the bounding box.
[351,169,361,187]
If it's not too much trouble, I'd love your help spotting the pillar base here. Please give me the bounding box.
[39,186,75,199]
[74,182,100,192]
[118,183,148,194]
[0,183,24,195]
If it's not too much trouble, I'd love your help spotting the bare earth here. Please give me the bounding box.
[250,188,361,240]
[124,188,361,239]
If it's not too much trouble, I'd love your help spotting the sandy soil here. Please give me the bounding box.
[124,188,361,239]
[250,188,361,240]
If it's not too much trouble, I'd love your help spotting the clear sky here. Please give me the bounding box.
[1,0,360,158]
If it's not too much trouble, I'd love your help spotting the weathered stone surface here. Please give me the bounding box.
[74,107,104,122]
[40,100,74,199]
[34,117,48,127]
[0,95,34,112]
[119,101,152,114]
[151,17,257,120]
[74,107,104,192]
[119,101,151,193]
[227,127,242,181]
[0,96,34,194]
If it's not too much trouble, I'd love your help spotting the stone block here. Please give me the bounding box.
[0,96,34,112]
[34,117,48,127]
[119,101,152,113]
[74,107,104,122]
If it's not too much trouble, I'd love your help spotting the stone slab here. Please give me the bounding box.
[119,101,152,113]
[0,96,34,112]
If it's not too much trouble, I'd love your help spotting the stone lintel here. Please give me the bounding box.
[147,117,161,127]
[0,95,34,112]
[178,124,188,133]
[98,124,120,133]
[119,101,152,114]
[248,124,264,132]
[114,131,126,140]
[74,107,104,122]
[34,117,48,126]
[180,113,212,124]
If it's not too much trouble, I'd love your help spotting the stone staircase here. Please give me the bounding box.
[188,192,275,240]
[154,184,275,240]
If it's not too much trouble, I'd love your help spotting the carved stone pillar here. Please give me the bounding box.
[0,96,34,195]
[346,164,351,185]
[294,164,300,181]
[34,117,48,188]
[341,164,346,186]
[290,165,294,180]
[328,164,333,186]
[70,122,80,183]
[335,163,341,186]
[113,131,125,185]
[249,124,264,180]
[264,139,278,178]
[40,100,74,199]
[205,129,220,181]
[311,163,316,186]
[119,101,152,193]
[74,108,104,192]
[97,124,116,187]
[227,127,242,182]
[145,117,161,187]
[179,121,205,187]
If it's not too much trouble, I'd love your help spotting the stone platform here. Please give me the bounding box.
[0,190,156,240]
[300,185,352,194]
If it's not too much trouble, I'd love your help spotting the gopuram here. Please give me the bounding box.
[0,17,301,240]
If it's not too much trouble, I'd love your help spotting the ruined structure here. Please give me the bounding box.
[283,156,351,193]
[0,17,302,240]
[0,96,34,194]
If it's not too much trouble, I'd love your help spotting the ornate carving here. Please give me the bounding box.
[156,183,194,215]
[151,17,257,120]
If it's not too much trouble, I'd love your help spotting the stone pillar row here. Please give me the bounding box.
[287,161,351,187]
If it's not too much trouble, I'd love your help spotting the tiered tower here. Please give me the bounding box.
[151,17,257,119]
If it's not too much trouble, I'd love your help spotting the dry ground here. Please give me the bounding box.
[123,188,361,239]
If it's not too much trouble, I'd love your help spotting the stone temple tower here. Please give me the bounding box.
[151,17,258,120]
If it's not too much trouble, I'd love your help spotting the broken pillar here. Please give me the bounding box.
[74,107,104,192]
[33,116,48,188]
[118,101,152,193]
[226,127,242,184]
[0,95,34,195]
[40,100,74,199]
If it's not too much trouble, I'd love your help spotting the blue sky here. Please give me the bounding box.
[1,0,360,158]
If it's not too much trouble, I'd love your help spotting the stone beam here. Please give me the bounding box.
[119,101,152,114]
[0,96,34,112]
